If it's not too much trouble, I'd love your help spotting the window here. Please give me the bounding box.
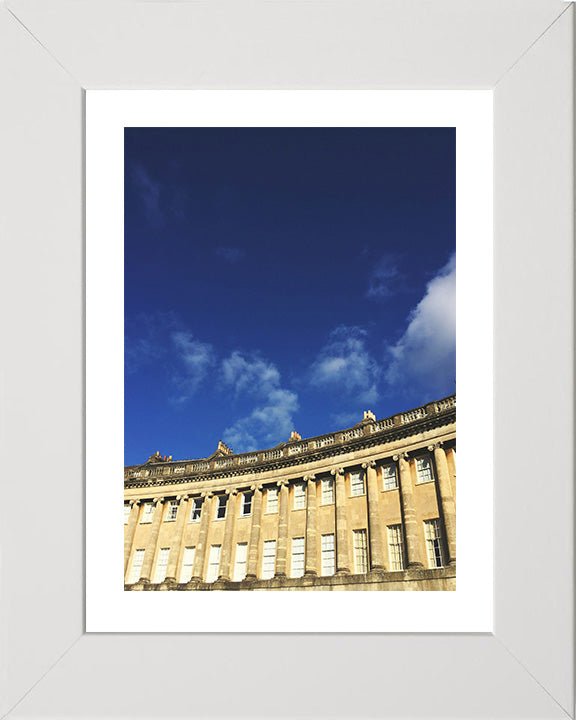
[240,491,253,517]
[165,500,178,521]
[382,464,398,490]
[140,503,154,523]
[215,495,227,520]
[266,487,278,513]
[153,547,170,583]
[387,525,405,571]
[350,471,365,496]
[321,534,335,576]
[124,505,131,524]
[261,540,276,579]
[353,529,368,573]
[416,456,434,484]
[291,537,305,578]
[128,549,145,584]
[293,483,306,510]
[189,497,203,522]
[206,545,221,582]
[233,543,248,581]
[321,478,334,504]
[180,547,195,583]
[424,519,445,568]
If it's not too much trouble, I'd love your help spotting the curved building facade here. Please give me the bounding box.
[124,395,456,591]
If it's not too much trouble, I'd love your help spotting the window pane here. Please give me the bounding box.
[293,483,306,510]
[153,548,170,583]
[291,537,305,577]
[424,519,445,568]
[128,549,145,584]
[321,534,335,576]
[350,471,365,496]
[321,478,334,504]
[215,496,227,519]
[241,492,253,516]
[180,547,195,583]
[353,529,368,573]
[416,456,434,483]
[141,503,154,523]
[267,488,278,513]
[382,465,398,490]
[233,543,248,581]
[387,524,405,571]
[190,498,203,521]
[261,540,276,579]
[206,545,221,582]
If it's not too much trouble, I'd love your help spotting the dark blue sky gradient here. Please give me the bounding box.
[125,127,455,465]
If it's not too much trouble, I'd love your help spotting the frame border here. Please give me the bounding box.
[0,2,573,718]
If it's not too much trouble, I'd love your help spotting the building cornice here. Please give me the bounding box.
[124,394,455,489]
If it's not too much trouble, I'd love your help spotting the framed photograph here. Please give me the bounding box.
[1,1,573,718]
[87,90,492,633]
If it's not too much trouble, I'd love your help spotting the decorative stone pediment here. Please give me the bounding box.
[208,440,234,459]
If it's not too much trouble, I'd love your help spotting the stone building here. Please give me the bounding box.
[124,394,456,591]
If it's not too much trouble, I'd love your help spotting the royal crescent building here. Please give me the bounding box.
[124,394,456,591]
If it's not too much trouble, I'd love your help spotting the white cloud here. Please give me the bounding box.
[221,352,299,452]
[216,246,245,263]
[366,254,402,300]
[309,326,380,404]
[223,389,299,452]
[124,311,178,373]
[385,254,456,397]
[222,351,281,397]
[130,164,162,224]
[170,331,215,402]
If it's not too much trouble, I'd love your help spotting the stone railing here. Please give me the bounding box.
[238,454,258,465]
[288,443,309,455]
[371,417,394,432]
[125,394,455,481]
[401,407,427,424]
[263,448,283,460]
[435,396,456,412]
[341,427,364,441]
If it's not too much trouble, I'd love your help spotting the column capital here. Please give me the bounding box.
[176,494,189,501]
[277,478,289,487]
[152,496,164,505]
[428,442,444,452]
[201,490,213,499]
[128,499,140,507]
[330,467,345,476]
[393,452,409,462]
[250,482,262,492]
[362,460,376,469]
[304,474,316,483]
[225,488,238,496]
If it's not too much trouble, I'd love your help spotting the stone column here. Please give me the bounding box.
[331,467,350,574]
[124,500,140,577]
[165,495,189,583]
[245,484,263,579]
[139,497,164,583]
[431,443,456,564]
[395,454,423,567]
[363,460,386,571]
[304,475,317,576]
[218,489,238,580]
[191,491,213,581]
[275,479,289,577]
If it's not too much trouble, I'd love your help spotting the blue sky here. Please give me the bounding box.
[125,127,455,465]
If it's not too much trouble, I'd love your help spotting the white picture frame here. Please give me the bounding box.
[0,1,573,718]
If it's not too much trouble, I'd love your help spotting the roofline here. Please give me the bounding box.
[124,394,456,482]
